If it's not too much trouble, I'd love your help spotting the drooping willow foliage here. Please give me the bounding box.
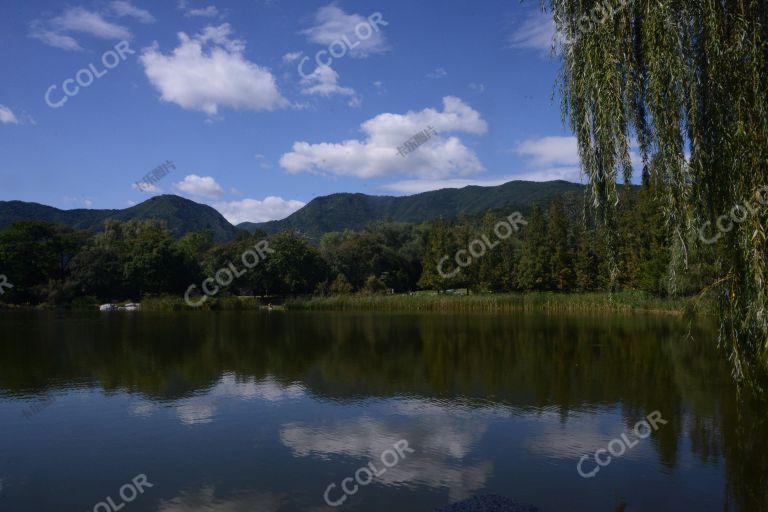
[545,0,768,390]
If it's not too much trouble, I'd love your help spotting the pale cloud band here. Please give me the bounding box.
[30,4,141,51]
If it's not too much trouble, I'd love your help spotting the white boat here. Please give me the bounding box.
[99,304,117,312]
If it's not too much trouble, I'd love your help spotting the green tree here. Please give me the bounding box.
[265,231,329,294]
[547,198,574,291]
[0,221,87,303]
[517,205,549,291]
[419,218,455,291]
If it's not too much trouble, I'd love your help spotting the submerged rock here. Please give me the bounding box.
[435,495,539,512]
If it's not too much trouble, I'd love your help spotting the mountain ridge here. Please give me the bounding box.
[238,180,585,239]
[0,180,586,241]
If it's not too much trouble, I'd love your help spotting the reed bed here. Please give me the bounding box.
[284,291,691,315]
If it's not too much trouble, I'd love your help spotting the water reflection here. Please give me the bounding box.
[281,411,492,501]
[0,310,766,511]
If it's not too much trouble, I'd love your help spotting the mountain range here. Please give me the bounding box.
[0,180,585,241]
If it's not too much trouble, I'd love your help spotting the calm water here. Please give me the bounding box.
[0,310,766,512]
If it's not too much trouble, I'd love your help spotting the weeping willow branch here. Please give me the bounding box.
[545,0,768,391]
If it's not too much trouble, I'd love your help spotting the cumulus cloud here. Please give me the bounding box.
[280,96,488,179]
[30,6,132,50]
[212,197,306,224]
[169,173,303,223]
[509,9,557,53]
[172,174,224,198]
[0,105,19,124]
[110,1,155,23]
[299,65,355,97]
[140,23,287,115]
[302,4,389,58]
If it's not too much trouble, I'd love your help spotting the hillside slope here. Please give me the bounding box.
[239,180,585,238]
[0,195,238,241]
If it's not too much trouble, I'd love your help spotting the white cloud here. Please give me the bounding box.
[29,24,83,51]
[30,6,132,50]
[0,105,19,124]
[427,67,447,79]
[281,51,303,64]
[186,6,219,18]
[302,4,389,58]
[515,136,580,166]
[50,7,131,40]
[213,196,306,224]
[299,65,355,97]
[509,10,557,53]
[383,136,586,190]
[280,412,493,501]
[174,374,304,425]
[280,96,487,179]
[173,174,224,199]
[110,1,155,23]
[140,24,287,115]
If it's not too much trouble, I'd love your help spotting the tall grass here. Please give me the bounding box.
[285,291,694,314]
[139,295,266,311]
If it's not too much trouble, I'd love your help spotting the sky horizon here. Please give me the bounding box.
[0,0,595,225]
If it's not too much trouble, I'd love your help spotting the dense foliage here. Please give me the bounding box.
[546,0,768,387]
[0,188,699,306]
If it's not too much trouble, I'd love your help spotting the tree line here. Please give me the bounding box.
[0,185,714,305]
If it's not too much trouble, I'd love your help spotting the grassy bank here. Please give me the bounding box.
[285,291,694,315]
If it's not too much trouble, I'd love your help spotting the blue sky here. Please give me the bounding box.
[0,0,584,225]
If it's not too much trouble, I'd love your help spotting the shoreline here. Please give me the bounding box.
[0,291,704,315]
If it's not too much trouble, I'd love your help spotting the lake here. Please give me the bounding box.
[0,310,766,511]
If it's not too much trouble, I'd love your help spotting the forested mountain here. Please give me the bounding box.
[0,195,238,242]
[0,181,587,244]
[238,180,585,238]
